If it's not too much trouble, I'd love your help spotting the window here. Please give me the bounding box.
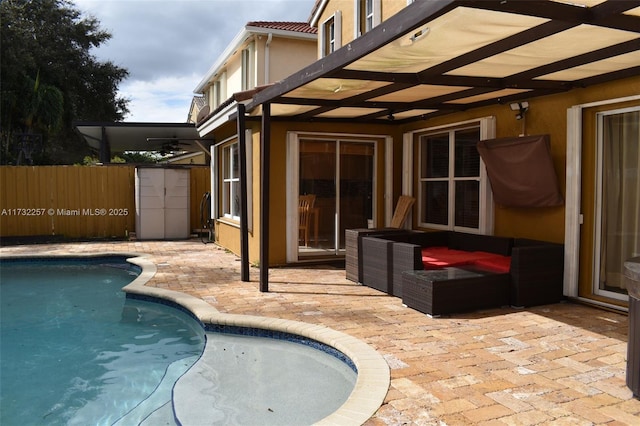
[321,11,341,57]
[355,0,380,37]
[361,0,374,33]
[325,17,336,54]
[213,80,221,108]
[221,142,240,220]
[209,73,225,109]
[419,126,484,231]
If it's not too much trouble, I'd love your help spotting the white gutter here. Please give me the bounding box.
[194,26,249,93]
[310,0,329,27]
[264,32,273,84]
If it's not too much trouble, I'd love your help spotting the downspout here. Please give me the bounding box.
[264,32,273,84]
[310,0,329,27]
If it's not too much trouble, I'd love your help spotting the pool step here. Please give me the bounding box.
[113,355,198,426]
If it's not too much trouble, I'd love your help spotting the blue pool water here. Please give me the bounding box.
[1,257,359,425]
[0,258,205,425]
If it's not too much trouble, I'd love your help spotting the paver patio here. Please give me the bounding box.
[2,239,639,425]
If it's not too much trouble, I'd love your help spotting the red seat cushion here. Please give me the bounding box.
[472,252,512,273]
[421,247,478,269]
[421,247,511,273]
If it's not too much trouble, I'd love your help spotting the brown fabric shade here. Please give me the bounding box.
[477,134,564,208]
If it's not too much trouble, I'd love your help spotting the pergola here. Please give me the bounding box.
[234,0,640,290]
[248,0,639,123]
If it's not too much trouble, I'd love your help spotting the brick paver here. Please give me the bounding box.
[3,239,640,425]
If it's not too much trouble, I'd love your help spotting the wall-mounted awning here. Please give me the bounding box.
[74,122,212,162]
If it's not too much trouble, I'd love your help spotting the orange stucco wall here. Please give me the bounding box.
[400,76,639,244]
[210,76,639,266]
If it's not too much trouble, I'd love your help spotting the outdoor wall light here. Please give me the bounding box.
[401,26,430,46]
[509,101,529,136]
[410,26,430,43]
[509,101,529,120]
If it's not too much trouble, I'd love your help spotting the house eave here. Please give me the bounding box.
[196,101,239,136]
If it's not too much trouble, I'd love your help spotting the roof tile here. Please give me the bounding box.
[246,21,317,34]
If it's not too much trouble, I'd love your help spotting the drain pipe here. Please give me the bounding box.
[264,32,273,84]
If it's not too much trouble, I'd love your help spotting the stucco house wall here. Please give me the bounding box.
[197,0,639,310]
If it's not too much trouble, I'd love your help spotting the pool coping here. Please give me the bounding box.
[1,252,390,425]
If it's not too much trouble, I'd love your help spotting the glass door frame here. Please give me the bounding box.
[592,106,639,301]
[286,131,391,263]
[565,95,640,311]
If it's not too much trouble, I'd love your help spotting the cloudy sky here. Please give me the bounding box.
[73,0,316,122]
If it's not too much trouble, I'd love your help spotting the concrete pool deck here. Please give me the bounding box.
[2,239,640,425]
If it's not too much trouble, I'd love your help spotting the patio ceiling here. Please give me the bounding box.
[246,0,640,124]
[75,122,208,153]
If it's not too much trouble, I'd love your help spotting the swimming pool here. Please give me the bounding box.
[0,254,378,425]
[0,257,205,425]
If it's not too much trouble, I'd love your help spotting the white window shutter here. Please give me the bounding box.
[354,0,361,37]
[319,20,326,57]
[334,10,342,49]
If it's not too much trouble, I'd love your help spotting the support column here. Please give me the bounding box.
[99,126,111,163]
[259,103,271,292]
[237,103,250,282]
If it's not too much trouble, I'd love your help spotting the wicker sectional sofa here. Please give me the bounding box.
[345,228,421,284]
[354,230,564,312]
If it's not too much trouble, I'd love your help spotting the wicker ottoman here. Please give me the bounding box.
[402,267,510,316]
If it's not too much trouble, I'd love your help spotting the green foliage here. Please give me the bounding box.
[1,0,130,165]
[78,152,159,166]
[118,152,162,164]
[81,156,97,166]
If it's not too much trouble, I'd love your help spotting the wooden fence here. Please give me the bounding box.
[0,166,211,239]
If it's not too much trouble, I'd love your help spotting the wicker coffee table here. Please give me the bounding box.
[402,267,510,316]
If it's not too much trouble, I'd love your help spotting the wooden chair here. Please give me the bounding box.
[299,194,316,246]
[390,195,415,228]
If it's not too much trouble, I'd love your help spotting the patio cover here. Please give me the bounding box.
[74,122,210,163]
[245,0,640,123]
[238,0,640,291]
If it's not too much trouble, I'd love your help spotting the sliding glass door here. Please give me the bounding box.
[593,108,640,300]
[298,138,375,257]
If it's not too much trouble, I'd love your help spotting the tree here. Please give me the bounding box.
[1,0,130,164]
